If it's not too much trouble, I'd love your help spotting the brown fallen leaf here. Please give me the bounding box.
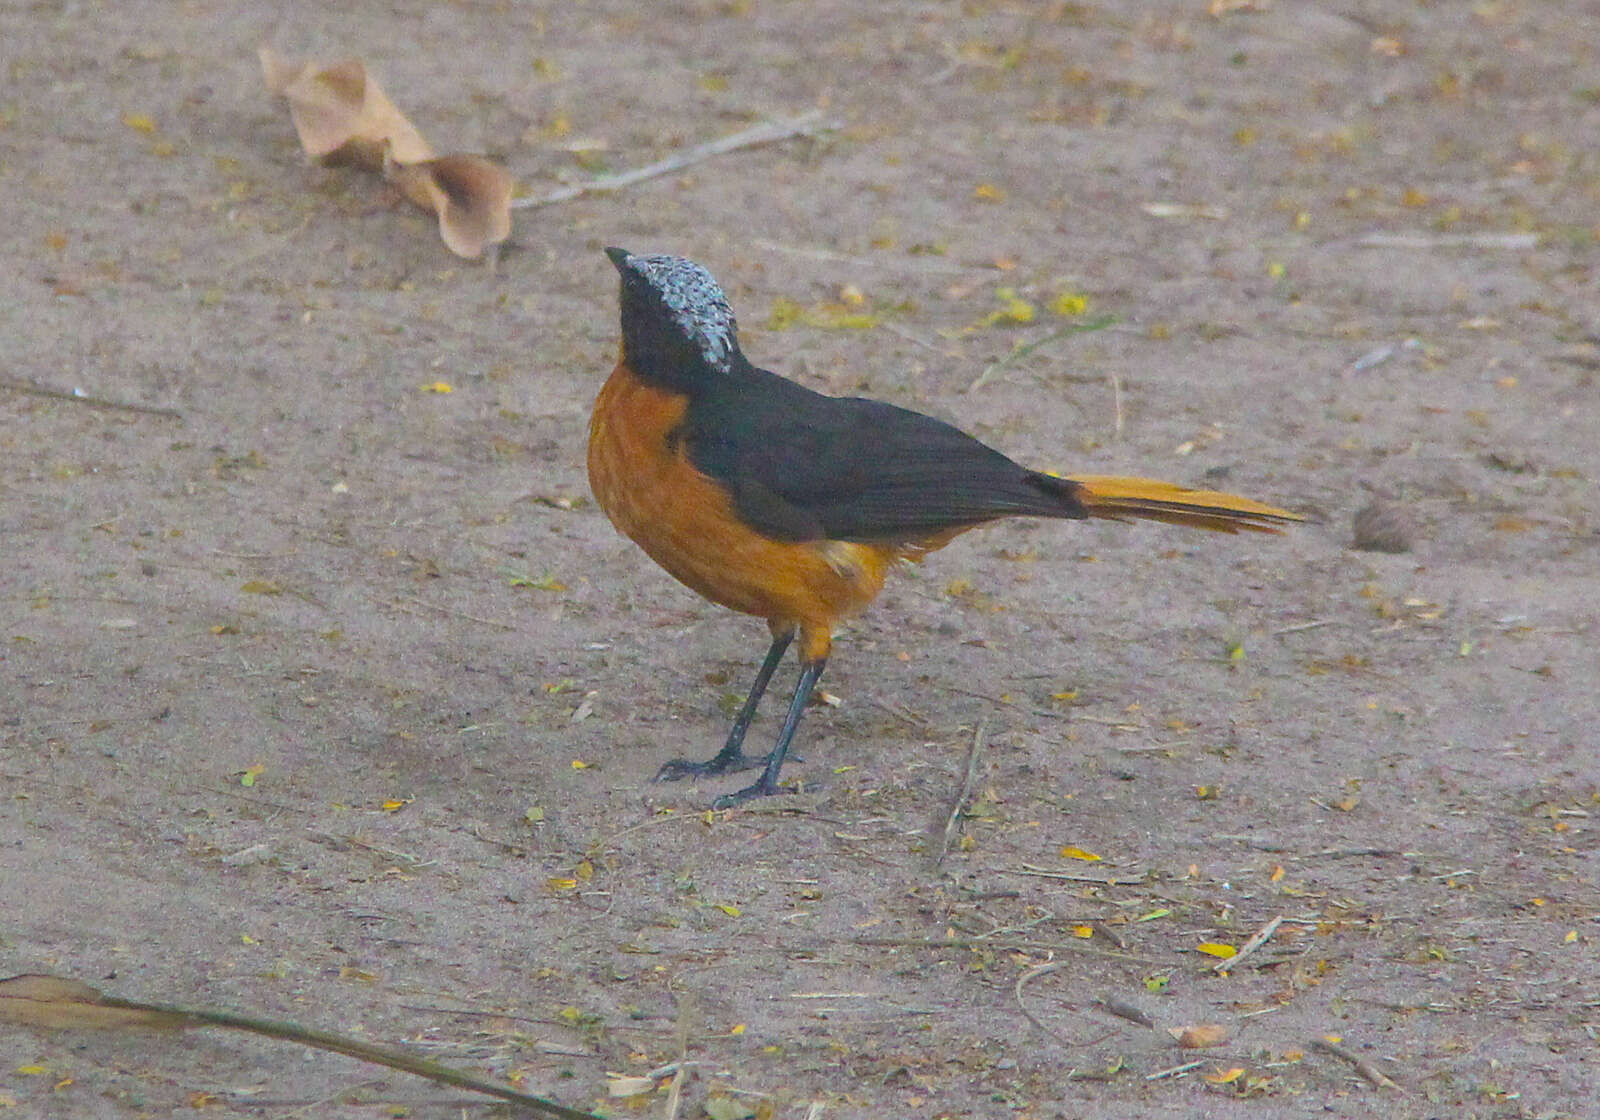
[385,152,513,259]
[1170,1023,1229,1049]
[261,46,513,259]
[259,46,432,168]
[0,974,187,1032]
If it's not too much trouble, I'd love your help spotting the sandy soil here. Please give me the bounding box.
[3,2,1598,1117]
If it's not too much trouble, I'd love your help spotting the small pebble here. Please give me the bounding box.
[1351,501,1414,553]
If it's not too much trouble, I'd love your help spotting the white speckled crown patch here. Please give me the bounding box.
[624,253,740,373]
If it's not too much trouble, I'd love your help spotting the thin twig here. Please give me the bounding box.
[930,682,1065,720]
[86,993,600,1118]
[1302,847,1409,860]
[754,239,984,276]
[391,594,517,631]
[1008,865,1147,886]
[935,717,989,866]
[514,111,834,209]
[1014,961,1096,1046]
[1310,1036,1403,1091]
[1355,231,1539,250]
[1145,1060,1203,1081]
[1214,915,1284,973]
[852,935,1158,965]
[966,315,1118,392]
[1109,371,1124,438]
[1096,998,1156,1029]
[1273,619,1332,635]
[0,378,182,419]
[661,1063,687,1120]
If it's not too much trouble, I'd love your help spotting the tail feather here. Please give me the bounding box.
[1070,474,1302,535]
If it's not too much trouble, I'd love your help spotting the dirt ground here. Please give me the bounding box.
[3,2,1598,1117]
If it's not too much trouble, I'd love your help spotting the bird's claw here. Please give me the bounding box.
[654,753,758,783]
[710,780,798,810]
[654,747,801,784]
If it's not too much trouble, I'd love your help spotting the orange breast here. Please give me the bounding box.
[587,363,893,651]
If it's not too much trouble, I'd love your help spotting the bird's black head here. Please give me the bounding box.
[607,247,744,392]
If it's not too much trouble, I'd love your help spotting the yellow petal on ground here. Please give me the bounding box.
[1197,942,1237,959]
[1060,846,1102,861]
[419,381,453,393]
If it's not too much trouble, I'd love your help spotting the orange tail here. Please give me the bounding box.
[1070,475,1302,534]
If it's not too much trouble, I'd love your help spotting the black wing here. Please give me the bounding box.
[685,362,1085,543]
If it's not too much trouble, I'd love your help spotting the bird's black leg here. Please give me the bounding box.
[656,629,794,782]
[711,657,826,809]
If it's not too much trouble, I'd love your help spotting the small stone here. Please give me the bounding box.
[1351,501,1414,553]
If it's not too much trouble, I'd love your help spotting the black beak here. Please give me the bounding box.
[604,246,631,271]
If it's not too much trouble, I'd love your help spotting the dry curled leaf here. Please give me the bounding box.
[259,47,432,168]
[261,46,513,259]
[0,975,186,1032]
[385,152,513,259]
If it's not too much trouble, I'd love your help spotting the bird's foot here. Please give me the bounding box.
[710,778,798,810]
[654,752,761,782]
[654,747,801,784]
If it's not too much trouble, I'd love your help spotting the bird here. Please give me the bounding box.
[589,247,1301,808]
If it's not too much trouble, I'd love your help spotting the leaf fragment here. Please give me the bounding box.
[1059,846,1102,862]
[703,1097,757,1120]
[606,1075,655,1098]
[385,152,514,259]
[1196,942,1237,960]
[259,47,431,166]
[1170,1023,1229,1048]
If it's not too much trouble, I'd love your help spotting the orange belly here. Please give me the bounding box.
[587,364,893,655]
